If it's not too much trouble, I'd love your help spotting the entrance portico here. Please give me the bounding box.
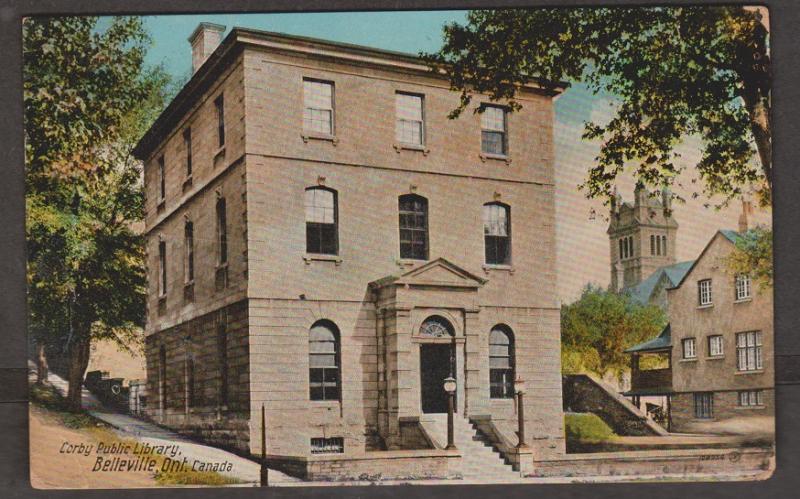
[369,258,487,449]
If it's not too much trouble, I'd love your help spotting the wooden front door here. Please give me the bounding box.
[420,343,455,413]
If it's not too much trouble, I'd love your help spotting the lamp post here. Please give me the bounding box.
[443,376,457,450]
[514,376,528,449]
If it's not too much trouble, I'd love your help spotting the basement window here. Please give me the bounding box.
[310,437,344,454]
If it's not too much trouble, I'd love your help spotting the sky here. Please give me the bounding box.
[137,11,771,303]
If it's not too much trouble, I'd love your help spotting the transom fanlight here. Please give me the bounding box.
[419,316,453,338]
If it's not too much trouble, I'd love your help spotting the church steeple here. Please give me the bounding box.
[608,186,678,292]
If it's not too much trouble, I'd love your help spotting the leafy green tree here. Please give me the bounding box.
[726,226,773,289]
[426,6,771,206]
[24,16,169,410]
[561,285,666,381]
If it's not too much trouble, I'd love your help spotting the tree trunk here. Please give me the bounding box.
[66,334,91,412]
[35,342,49,386]
[748,98,772,189]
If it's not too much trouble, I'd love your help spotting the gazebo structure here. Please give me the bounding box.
[624,325,673,430]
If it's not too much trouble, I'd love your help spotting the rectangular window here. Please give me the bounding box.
[159,346,167,410]
[650,235,655,255]
[186,357,195,409]
[656,234,661,255]
[217,323,228,406]
[305,188,338,255]
[395,92,424,145]
[735,274,752,300]
[698,279,713,306]
[481,105,507,155]
[398,195,428,260]
[682,338,696,359]
[310,437,344,454]
[484,203,511,265]
[303,79,334,135]
[184,221,194,283]
[736,331,763,371]
[158,156,166,202]
[708,335,724,357]
[183,128,192,177]
[619,238,625,261]
[216,197,227,265]
[694,392,714,419]
[214,95,225,147]
[158,239,167,297]
[661,235,667,256]
[738,390,764,407]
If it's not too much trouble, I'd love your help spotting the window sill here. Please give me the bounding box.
[182,176,193,192]
[735,369,765,376]
[310,400,341,408]
[213,145,226,163]
[302,132,339,145]
[396,258,426,268]
[304,253,342,266]
[697,304,714,310]
[482,264,515,274]
[393,143,429,155]
[480,152,512,164]
[735,405,766,411]
[734,297,753,304]
[678,358,698,363]
[705,355,725,361]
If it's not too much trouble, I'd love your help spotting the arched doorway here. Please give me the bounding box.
[418,316,455,414]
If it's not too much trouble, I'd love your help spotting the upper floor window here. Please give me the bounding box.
[158,155,166,202]
[682,337,696,359]
[481,105,507,155]
[736,331,763,371]
[216,197,227,265]
[214,95,225,148]
[735,274,752,301]
[398,194,428,260]
[489,326,515,399]
[395,92,424,145]
[184,220,194,283]
[305,187,338,255]
[309,321,340,401]
[708,335,724,357]
[661,235,667,256]
[158,239,167,297]
[303,79,334,135]
[698,279,712,306]
[483,203,511,265]
[619,238,625,261]
[650,235,655,256]
[183,128,192,177]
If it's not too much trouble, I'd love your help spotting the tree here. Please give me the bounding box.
[726,226,773,289]
[561,285,666,381]
[426,6,771,206]
[24,17,169,410]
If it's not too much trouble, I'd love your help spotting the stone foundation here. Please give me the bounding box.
[670,389,775,433]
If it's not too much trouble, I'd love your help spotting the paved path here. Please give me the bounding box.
[28,363,298,486]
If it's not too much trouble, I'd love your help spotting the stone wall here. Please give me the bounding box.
[670,389,775,433]
[145,300,250,451]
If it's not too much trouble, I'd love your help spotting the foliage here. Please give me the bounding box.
[561,284,667,380]
[30,383,105,429]
[426,7,771,206]
[24,16,170,410]
[726,226,773,289]
[564,413,615,442]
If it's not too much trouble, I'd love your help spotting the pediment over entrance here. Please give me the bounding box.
[370,258,488,290]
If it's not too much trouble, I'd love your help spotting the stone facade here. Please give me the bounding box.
[667,231,774,432]
[135,25,566,477]
[608,186,678,292]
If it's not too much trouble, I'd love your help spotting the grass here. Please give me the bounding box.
[565,413,616,443]
[30,381,244,486]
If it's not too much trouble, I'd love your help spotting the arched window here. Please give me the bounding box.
[309,321,340,401]
[650,235,655,256]
[489,325,515,399]
[419,315,454,338]
[399,194,428,260]
[661,235,667,256]
[305,187,338,255]
[483,203,511,265]
[619,238,624,261]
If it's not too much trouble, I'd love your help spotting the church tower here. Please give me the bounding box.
[608,185,678,292]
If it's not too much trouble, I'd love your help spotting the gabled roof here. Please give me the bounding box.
[626,324,671,353]
[672,230,740,289]
[625,260,694,305]
[369,258,487,290]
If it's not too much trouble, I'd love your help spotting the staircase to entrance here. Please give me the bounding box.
[420,414,523,481]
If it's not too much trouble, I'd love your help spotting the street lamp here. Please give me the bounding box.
[443,376,457,450]
[514,376,528,449]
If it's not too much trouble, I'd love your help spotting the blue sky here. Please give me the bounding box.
[135,12,765,302]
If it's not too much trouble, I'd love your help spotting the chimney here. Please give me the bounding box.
[738,198,753,233]
[188,23,226,74]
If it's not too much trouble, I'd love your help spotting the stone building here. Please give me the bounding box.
[133,23,566,479]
